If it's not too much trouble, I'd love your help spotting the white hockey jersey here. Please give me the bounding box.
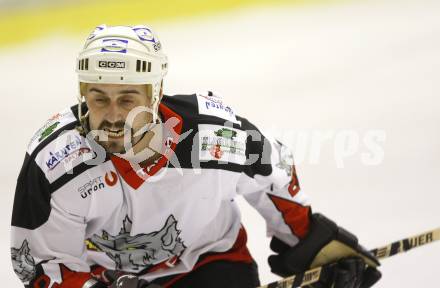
[11,93,311,288]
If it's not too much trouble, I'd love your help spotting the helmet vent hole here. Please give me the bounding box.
[148,62,151,72]
[136,60,141,72]
[99,76,102,80]
[85,58,89,70]
[142,61,147,72]
[120,77,124,80]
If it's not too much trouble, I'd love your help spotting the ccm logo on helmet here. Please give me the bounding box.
[98,61,126,69]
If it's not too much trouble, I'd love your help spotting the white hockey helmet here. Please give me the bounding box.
[76,24,168,130]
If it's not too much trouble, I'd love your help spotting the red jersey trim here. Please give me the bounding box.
[268,194,310,239]
[32,264,94,288]
[161,226,253,288]
[287,166,301,198]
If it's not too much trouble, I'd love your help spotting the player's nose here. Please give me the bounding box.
[104,102,125,124]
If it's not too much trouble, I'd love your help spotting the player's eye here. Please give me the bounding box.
[119,98,135,106]
[94,97,109,105]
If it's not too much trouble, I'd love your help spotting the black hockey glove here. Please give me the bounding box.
[104,270,162,288]
[268,213,381,288]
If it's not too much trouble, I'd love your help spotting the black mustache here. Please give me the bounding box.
[98,120,126,130]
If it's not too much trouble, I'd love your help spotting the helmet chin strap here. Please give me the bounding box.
[76,94,90,137]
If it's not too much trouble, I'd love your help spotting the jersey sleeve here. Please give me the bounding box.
[236,118,311,247]
[11,153,99,288]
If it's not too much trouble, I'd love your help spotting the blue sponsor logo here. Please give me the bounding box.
[101,38,128,53]
[45,136,91,170]
[204,99,235,117]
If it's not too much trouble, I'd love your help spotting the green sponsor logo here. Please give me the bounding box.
[214,128,237,139]
[38,121,60,142]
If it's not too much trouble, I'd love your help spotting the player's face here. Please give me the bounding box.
[84,83,153,153]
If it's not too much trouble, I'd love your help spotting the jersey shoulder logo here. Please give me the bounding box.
[196,91,240,124]
[274,140,294,177]
[34,130,95,184]
[27,108,77,155]
[198,124,247,164]
[274,140,300,197]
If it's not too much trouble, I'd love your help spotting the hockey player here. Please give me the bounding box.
[11,25,381,288]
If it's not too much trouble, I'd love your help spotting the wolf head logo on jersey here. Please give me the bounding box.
[86,215,186,271]
[11,240,36,283]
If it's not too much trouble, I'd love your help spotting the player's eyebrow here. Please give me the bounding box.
[89,88,106,94]
[118,89,141,95]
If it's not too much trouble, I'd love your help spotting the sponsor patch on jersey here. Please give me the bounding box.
[45,135,90,171]
[101,38,128,53]
[76,170,118,199]
[78,176,105,199]
[35,132,94,183]
[27,108,77,154]
[198,124,246,164]
[196,92,239,124]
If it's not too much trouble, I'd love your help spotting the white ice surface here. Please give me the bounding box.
[1,0,439,286]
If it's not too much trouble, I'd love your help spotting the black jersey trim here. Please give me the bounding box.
[162,94,243,129]
[12,153,52,230]
[239,116,273,178]
[49,158,111,193]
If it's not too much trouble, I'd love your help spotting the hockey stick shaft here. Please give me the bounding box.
[370,227,440,260]
[258,227,440,288]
